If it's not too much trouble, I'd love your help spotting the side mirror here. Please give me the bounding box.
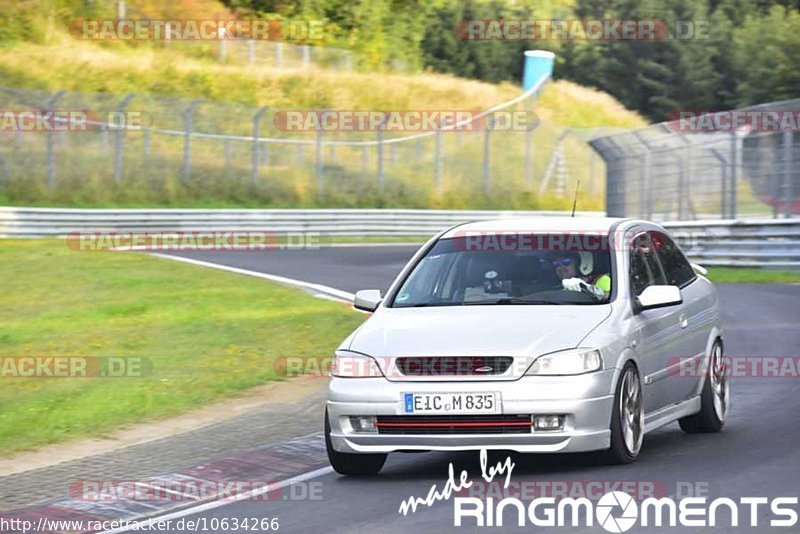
[353,289,382,312]
[691,262,708,276]
[636,285,682,312]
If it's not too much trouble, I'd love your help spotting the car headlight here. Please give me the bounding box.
[525,348,603,376]
[331,351,385,378]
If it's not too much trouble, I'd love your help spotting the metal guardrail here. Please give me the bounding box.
[1,207,798,268]
[662,219,800,268]
[0,207,601,237]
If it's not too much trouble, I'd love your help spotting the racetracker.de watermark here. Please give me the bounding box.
[70,19,323,41]
[670,356,800,378]
[446,230,697,252]
[272,110,538,132]
[456,19,709,41]
[69,479,323,502]
[0,110,150,132]
[0,357,151,378]
[66,231,325,252]
[667,109,800,132]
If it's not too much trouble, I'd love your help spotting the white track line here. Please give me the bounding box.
[149,253,355,303]
[102,466,334,534]
[100,254,351,532]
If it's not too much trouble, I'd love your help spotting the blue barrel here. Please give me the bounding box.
[523,50,555,91]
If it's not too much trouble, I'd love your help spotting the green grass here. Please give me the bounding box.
[0,238,365,452]
[705,267,800,284]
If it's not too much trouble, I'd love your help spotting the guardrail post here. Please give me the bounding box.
[361,145,368,172]
[224,138,232,167]
[113,93,135,185]
[301,45,310,69]
[45,91,65,190]
[275,43,283,68]
[252,106,268,186]
[434,130,442,192]
[783,130,794,218]
[483,116,495,195]
[182,100,199,185]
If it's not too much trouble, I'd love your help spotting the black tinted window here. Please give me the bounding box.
[630,233,667,296]
[651,231,695,287]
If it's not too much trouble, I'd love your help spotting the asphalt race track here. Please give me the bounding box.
[160,246,800,533]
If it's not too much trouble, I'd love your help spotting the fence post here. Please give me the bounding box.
[730,133,739,219]
[434,130,442,192]
[483,117,494,195]
[316,115,326,192]
[301,45,310,69]
[252,106,268,186]
[247,40,256,64]
[113,93,135,185]
[678,147,688,220]
[525,123,534,189]
[224,139,232,167]
[643,152,653,219]
[218,28,227,62]
[143,128,150,158]
[275,43,283,68]
[783,130,794,218]
[182,101,199,185]
[376,114,388,191]
[45,91,65,190]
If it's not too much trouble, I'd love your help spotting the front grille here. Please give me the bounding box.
[376,415,532,435]
[395,356,514,376]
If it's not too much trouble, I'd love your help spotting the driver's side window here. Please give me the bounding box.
[629,233,667,296]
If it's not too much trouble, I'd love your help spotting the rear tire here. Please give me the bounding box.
[325,409,387,475]
[604,362,643,464]
[679,342,729,433]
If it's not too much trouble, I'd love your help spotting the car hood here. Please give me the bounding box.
[345,305,612,380]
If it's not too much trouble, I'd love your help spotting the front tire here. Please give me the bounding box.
[325,409,387,475]
[605,362,644,464]
[679,342,729,433]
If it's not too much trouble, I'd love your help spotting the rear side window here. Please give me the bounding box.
[651,231,696,287]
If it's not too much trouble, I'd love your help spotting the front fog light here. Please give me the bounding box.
[534,415,564,431]
[350,416,378,433]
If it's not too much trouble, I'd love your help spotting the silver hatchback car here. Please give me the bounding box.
[325,217,730,475]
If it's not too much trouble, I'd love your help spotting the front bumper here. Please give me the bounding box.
[327,369,616,454]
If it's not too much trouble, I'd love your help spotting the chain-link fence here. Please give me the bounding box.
[0,83,602,210]
[590,99,800,221]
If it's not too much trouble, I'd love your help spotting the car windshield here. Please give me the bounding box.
[390,234,613,307]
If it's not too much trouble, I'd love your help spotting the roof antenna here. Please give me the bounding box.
[570,178,581,217]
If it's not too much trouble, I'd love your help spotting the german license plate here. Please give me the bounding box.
[402,392,500,414]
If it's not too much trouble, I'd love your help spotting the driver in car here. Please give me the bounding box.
[551,251,611,299]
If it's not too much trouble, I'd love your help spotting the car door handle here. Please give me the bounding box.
[679,315,688,329]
